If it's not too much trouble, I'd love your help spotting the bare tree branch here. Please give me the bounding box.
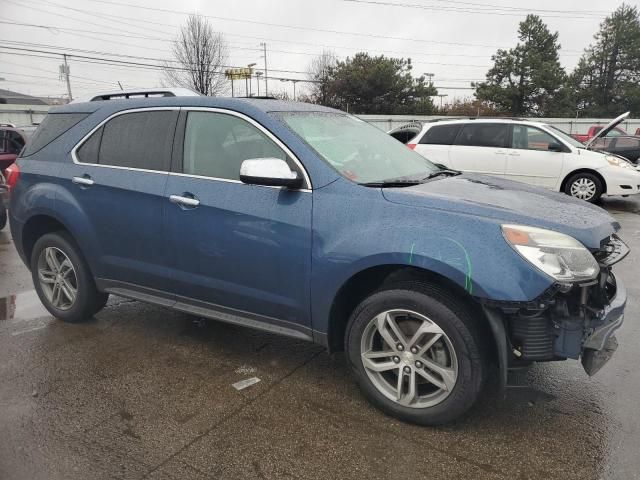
[162,15,229,96]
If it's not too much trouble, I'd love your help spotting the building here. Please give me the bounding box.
[0,89,51,126]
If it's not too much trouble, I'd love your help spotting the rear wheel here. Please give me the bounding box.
[345,284,485,425]
[31,232,108,322]
[564,172,603,203]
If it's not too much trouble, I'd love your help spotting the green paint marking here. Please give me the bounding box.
[444,237,473,295]
[408,243,415,264]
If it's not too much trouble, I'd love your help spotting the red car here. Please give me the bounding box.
[0,126,28,174]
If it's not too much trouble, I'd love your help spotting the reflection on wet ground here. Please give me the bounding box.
[0,201,639,479]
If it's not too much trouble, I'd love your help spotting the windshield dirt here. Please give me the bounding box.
[276,112,439,184]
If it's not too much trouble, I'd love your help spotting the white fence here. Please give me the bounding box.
[358,114,640,135]
[0,105,49,127]
[2,106,638,137]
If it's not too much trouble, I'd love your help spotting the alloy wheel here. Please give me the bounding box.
[570,177,597,200]
[360,309,458,408]
[37,247,78,311]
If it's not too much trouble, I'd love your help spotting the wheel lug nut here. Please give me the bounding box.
[393,356,400,363]
[415,361,423,368]
[397,344,404,351]
[410,347,418,354]
[403,366,411,374]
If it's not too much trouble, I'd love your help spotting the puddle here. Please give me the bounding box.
[0,290,50,322]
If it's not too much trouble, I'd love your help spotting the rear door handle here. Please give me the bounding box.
[169,194,200,208]
[72,176,94,186]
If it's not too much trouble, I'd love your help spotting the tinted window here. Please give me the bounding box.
[99,111,177,171]
[511,125,558,151]
[76,126,103,164]
[22,113,87,156]
[419,124,462,145]
[183,112,287,180]
[456,123,509,148]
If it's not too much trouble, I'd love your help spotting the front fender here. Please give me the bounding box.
[311,179,553,334]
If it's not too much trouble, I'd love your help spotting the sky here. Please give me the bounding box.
[1,0,639,103]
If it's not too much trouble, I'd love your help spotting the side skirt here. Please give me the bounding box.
[96,278,315,343]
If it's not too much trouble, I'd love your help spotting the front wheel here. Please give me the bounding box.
[345,284,486,425]
[564,172,603,203]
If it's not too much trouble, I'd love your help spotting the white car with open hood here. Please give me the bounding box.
[390,112,640,203]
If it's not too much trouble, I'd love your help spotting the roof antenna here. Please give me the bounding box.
[117,81,124,91]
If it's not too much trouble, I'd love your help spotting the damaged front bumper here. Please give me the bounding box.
[483,234,629,384]
[581,279,626,375]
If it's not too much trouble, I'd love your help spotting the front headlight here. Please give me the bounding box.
[502,224,599,283]
[606,155,632,169]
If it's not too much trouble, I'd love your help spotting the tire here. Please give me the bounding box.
[345,283,485,425]
[0,206,6,231]
[30,231,109,323]
[564,172,603,203]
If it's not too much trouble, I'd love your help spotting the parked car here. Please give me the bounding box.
[590,135,640,164]
[7,97,629,425]
[399,114,640,203]
[571,124,629,143]
[0,126,28,173]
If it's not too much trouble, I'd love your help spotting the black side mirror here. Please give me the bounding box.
[548,142,564,152]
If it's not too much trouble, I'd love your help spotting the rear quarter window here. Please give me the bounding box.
[21,113,88,157]
[419,124,462,145]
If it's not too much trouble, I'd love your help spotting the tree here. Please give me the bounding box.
[306,50,338,105]
[571,4,640,116]
[442,98,503,117]
[474,15,566,116]
[162,15,229,96]
[321,53,437,114]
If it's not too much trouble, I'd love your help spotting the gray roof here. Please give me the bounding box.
[0,89,49,106]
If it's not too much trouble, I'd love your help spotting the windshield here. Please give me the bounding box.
[275,112,439,184]
[547,125,586,149]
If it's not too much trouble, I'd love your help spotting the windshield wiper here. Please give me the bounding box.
[423,169,461,180]
[360,179,422,188]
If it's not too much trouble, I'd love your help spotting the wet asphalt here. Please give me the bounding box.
[1,198,639,480]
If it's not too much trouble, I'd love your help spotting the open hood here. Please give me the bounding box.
[585,111,630,149]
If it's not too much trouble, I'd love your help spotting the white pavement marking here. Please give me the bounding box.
[232,377,261,391]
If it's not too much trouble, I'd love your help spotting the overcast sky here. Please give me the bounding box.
[2,0,639,103]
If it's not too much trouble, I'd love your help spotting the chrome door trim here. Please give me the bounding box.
[70,106,180,175]
[178,106,312,190]
[70,105,313,192]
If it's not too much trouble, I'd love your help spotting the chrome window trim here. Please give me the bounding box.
[71,106,312,191]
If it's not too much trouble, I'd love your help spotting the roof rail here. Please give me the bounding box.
[467,116,529,121]
[74,87,201,103]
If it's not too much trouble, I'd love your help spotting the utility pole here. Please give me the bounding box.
[59,54,73,102]
[260,42,268,96]
[255,71,263,96]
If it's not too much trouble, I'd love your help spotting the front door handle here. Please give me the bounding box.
[72,176,94,186]
[169,194,200,208]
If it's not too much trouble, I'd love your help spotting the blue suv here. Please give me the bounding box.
[7,97,629,425]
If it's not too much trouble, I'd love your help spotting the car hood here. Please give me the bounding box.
[382,173,619,249]
[585,111,630,149]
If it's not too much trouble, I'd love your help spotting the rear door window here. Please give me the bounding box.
[97,111,178,171]
[22,113,88,156]
[455,123,509,148]
[419,124,462,145]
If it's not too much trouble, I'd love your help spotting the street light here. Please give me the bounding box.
[246,63,257,96]
[280,78,300,101]
[255,71,263,96]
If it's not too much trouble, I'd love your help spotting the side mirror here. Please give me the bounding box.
[548,142,564,152]
[239,158,303,188]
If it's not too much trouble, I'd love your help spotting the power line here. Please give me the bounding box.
[341,0,608,19]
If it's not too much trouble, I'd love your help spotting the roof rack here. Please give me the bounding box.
[467,116,529,121]
[75,88,201,102]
